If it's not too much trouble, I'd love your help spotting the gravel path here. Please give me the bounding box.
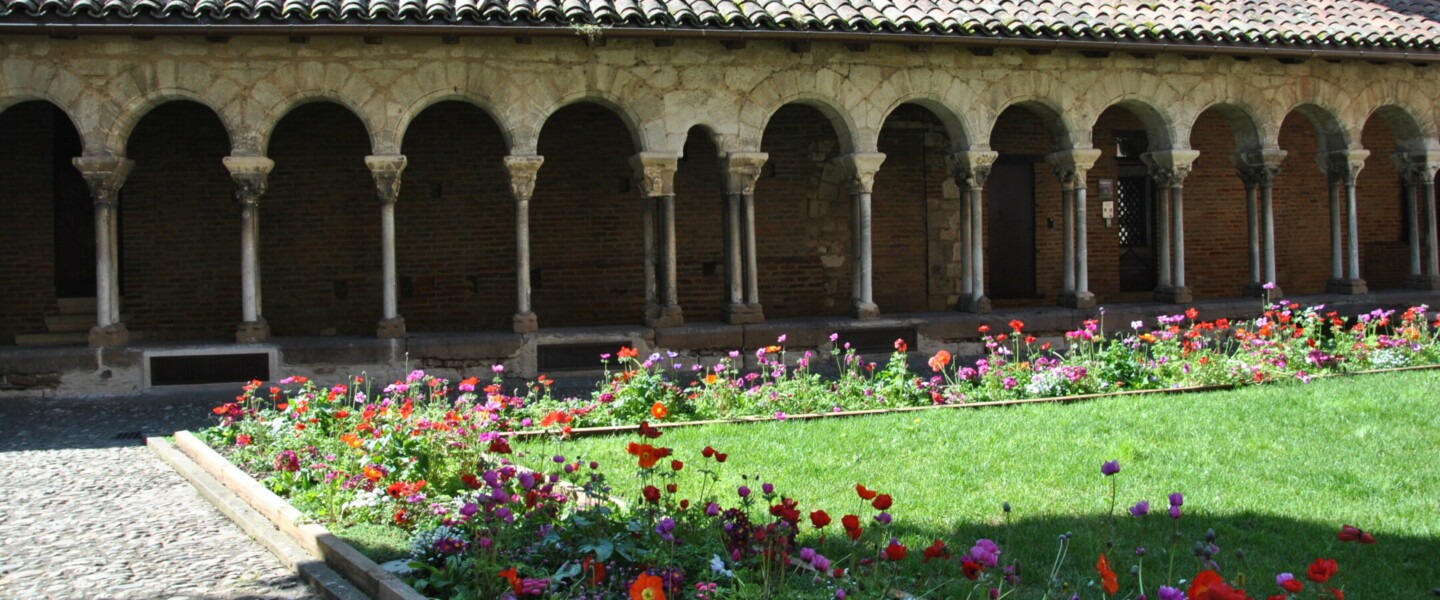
[0,389,321,600]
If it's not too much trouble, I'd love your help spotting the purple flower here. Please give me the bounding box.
[705,502,720,516]
[1168,492,1184,507]
[1276,572,1297,588]
[1003,377,1017,390]
[968,539,1001,567]
[737,486,751,498]
[1129,500,1150,516]
[799,547,815,562]
[874,512,892,524]
[761,483,775,495]
[654,517,677,542]
[1101,460,1121,476]
[1169,505,1183,520]
[777,334,787,344]
[1157,586,1184,600]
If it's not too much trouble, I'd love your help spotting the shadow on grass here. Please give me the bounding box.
[873,512,1438,598]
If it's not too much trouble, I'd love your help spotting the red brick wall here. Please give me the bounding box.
[673,128,726,322]
[874,104,944,314]
[262,102,381,337]
[396,101,515,332]
[0,102,59,344]
[1357,115,1406,290]
[989,105,1061,307]
[122,101,239,341]
[531,103,645,327]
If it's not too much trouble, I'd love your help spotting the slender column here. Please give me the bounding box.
[837,153,885,319]
[366,155,407,338]
[1236,149,1287,298]
[1047,149,1101,308]
[223,156,275,342]
[1396,153,1422,279]
[721,152,768,324]
[1424,170,1440,280]
[73,156,134,347]
[948,151,997,313]
[632,152,683,327]
[504,155,544,332]
[1321,150,1369,294]
[1156,185,1172,288]
[1141,150,1200,303]
[1400,152,1440,289]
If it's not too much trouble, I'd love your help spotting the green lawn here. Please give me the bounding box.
[516,370,1440,597]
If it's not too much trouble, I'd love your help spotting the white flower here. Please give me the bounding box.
[710,555,735,578]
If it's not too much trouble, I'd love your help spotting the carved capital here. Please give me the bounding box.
[837,152,886,195]
[1317,149,1369,184]
[630,152,680,198]
[1392,150,1440,184]
[721,152,768,195]
[365,154,407,204]
[1045,148,1102,189]
[223,156,275,205]
[947,150,999,190]
[72,155,135,206]
[503,155,545,201]
[1140,149,1201,188]
[1232,148,1286,186]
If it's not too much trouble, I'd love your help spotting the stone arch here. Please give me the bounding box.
[258,91,379,156]
[106,89,236,157]
[1363,104,1438,154]
[1186,101,1268,153]
[0,84,95,154]
[983,97,1078,152]
[756,95,860,156]
[524,92,655,156]
[1081,95,1178,152]
[1280,103,1354,154]
[737,74,863,155]
[392,91,515,155]
[876,95,974,152]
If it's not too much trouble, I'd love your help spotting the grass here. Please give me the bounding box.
[334,522,411,565]
[516,369,1440,597]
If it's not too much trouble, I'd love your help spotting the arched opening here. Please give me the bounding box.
[673,126,725,322]
[122,100,236,341]
[1085,104,1181,302]
[1179,107,1255,300]
[874,104,947,313]
[1356,112,1407,289]
[756,103,851,319]
[264,102,376,336]
[398,101,513,331]
[0,101,86,345]
[532,102,643,327]
[1274,108,1347,294]
[987,104,1065,306]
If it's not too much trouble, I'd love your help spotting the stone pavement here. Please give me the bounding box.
[0,387,321,600]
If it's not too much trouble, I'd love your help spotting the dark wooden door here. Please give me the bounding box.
[987,161,1036,298]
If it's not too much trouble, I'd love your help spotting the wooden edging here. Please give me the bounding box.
[505,363,1440,440]
[171,430,428,600]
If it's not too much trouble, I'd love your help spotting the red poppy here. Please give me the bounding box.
[488,437,512,454]
[499,567,523,595]
[651,402,669,419]
[626,443,672,469]
[665,483,678,494]
[540,410,571,427]
[928,350,952,372]
[629,572,666,600]
[841,514,860,530]
[855,484,878,501]
[702,445,715,458]
[962,560,983,580]
[1188,570,1224,599]
[642,485,661,503]
[922,539,950,562]
[871,494,893,511]
[1096,553,1119,595]
[582,556,606,587]
[637,421,663,439]
[810,510,831,529]
[1279,577,1303,593]
[670,459,684,471]
[1336,525,1375,544]
[1186,307,1200,320]
[883,540,907,561]
[617,346,639,359]
[1306,558,1338,583]
[1008,319,1025,332]
[893,339,909,353]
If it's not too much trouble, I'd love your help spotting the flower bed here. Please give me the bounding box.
[201,301,1435,599]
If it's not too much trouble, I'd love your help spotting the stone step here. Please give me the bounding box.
[55,297,124,315]
[44,313,131,333]
[13,330,145,346]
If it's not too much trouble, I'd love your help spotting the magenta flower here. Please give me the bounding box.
[1168,492,1184,507]
[1129,500,1150,516]
[1101,460,1121,476]
[1157,586,1184,600]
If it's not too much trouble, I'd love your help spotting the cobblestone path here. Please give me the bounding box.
[0,390,320,600]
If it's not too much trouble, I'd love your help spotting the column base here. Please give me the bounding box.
[955,295,992,314]
[643,305,684,328]
[851,302,880,320]
[513,312,538,333]
[1153,286,1193,304]
[88,323,130,348]
[1058,291,1097,309]
[1325,278,1368,295]
[377,316,406,339]
[236,319,271,343]
[1405,275,1440,290]
[723,303,765,325]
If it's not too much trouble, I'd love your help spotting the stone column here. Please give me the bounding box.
[223,156,275,342]
[366,155,407,338]
[721,152,767,324]
[504,155,544,332]
[948,151,998,313]
[632,152,683,327]
[1395,154,1422,282]
[1320,150,1369,294]
[73,156,134,348]
[1235,149,1286,298]
[1399,151,1440,289]
[1048,149,1102,308]
[838,153,886,320]
[1142,150,1200,303]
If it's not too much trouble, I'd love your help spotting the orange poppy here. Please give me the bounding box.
[1096,553,1119,595]
[928,350,952,372]
[651,402,669,419]
[618,346,639,359]
[625,442,672,469]
[629,572,666,600]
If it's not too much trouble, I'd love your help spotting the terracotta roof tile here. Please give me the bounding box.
[5,0,1440,51]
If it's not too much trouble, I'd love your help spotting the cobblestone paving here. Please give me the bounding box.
[0,389,321,600]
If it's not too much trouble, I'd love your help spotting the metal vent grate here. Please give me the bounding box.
[1116,176,1149,247]
[538,342,628,372]
[835,328,917,355]
[113,430,143,440]
[149,353,271,386]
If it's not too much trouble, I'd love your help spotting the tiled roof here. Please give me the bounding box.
[5,0,1440,51]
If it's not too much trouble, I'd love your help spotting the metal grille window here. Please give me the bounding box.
[1116,176,1149,247]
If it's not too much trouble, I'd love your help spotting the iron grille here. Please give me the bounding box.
[1116,176,1149,247]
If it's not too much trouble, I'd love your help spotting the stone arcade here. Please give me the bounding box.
[3,1,1440,392]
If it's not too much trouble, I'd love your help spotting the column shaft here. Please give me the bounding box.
[516,198,532,314]
[1405,178,1421,277]
[1061,187,1075,293]
[1075,184,1090,295]
[1329,176,1343,280]
[970,187,985,301]
[743,193,760,305]
[94,201,115,328]
[660,195,678,307]
[642,197,658,307]
[380,201,397,320]
[1345,180,1361,280]
[1261,181,1278,285]
[1172,184,1186,289]
[240,201,259,322]
[724,193,743,305]
[1157,187,1172,288]
[959,190,972,298]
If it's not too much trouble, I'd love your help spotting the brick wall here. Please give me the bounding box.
[0,102,59,343]
[874,104,946,313]
[673,127,727,322]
